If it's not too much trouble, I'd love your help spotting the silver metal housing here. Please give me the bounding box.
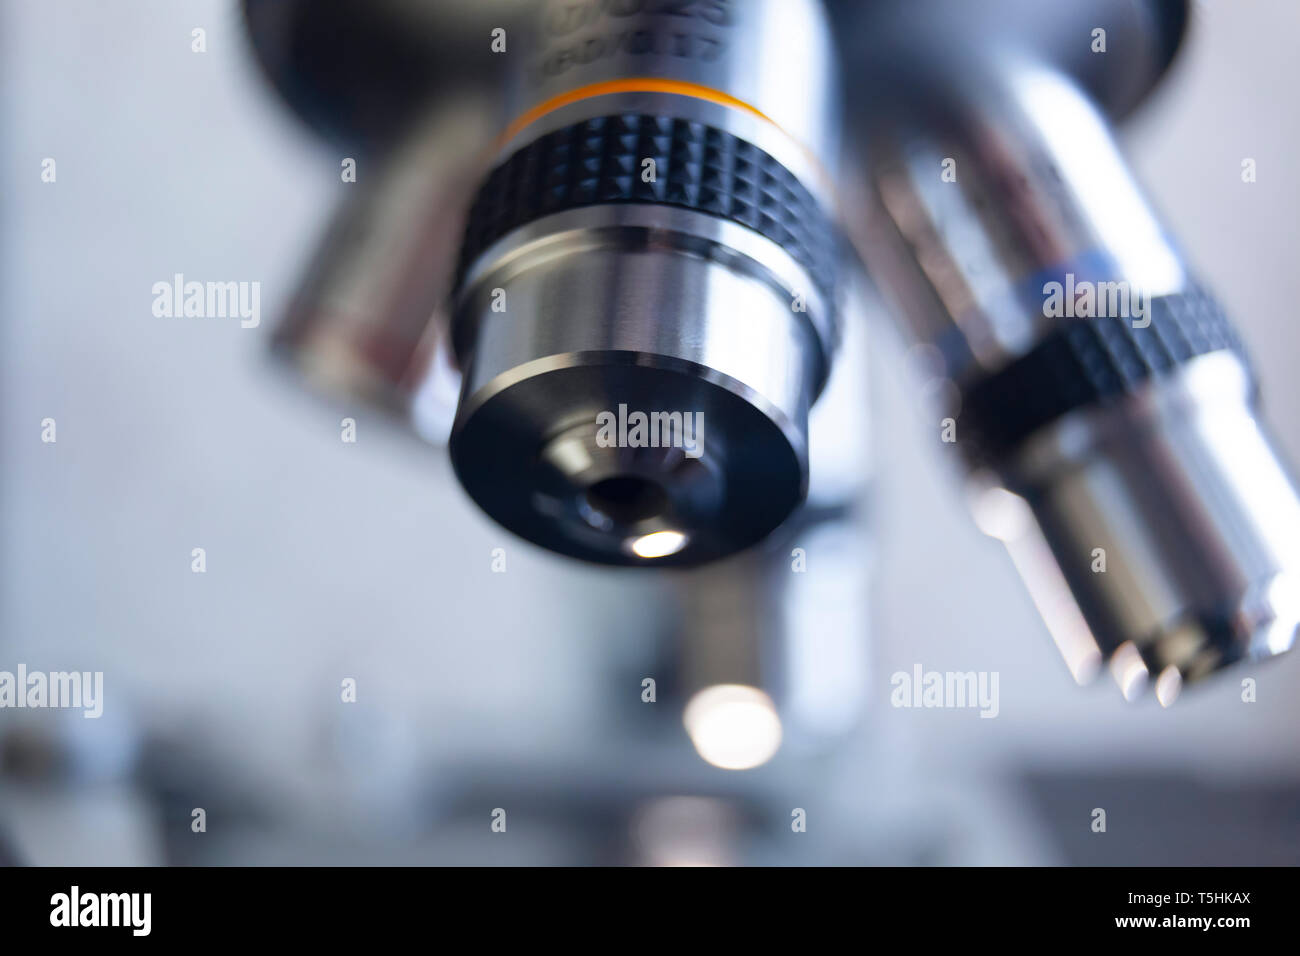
[977,353,1300,699]
[842,0,1300,695]
[448,0,842,565]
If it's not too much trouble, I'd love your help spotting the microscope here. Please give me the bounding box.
[243,0,1300,708]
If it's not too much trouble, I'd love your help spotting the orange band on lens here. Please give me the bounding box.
[497,77,783,148]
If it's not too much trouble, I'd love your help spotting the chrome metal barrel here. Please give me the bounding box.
[448,0,843,566]
[839,0,1300,697]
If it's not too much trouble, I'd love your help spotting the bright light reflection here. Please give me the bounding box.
[629,530,687,560]
[683,684,783,770]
